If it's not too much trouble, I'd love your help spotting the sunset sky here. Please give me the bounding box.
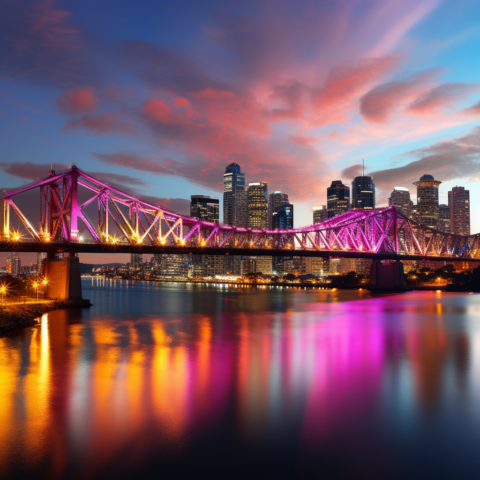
[1,0,480,264]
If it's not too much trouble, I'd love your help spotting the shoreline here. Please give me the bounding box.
[0,299,92,335]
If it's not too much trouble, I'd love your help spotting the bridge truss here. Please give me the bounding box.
[2,165,480,260]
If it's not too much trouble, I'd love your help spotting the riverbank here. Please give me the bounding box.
[0,299,92,335]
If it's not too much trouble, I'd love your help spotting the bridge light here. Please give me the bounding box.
[180,239,186,246]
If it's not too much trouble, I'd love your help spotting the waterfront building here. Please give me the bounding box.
[190,195,220,223]
[449,186,470,235]
[131,253,143,270]
[388,187,413,217]
[272,203,294,230]
[413,174,442,229]
[6,252,21,275]
[37,252,48,276]
[351,175,375,209]
[155,254,189,277]
[312,258,329,276]
[327,181,350,218]
[247,182,268,228]
[313,205,327,224]
[190,195,224,277]
[438,204,451,233]
[223,163,247,227]
[268,191,289,229]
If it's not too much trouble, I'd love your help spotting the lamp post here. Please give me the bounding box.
[33,282,39,302]
[42,277,48,300]
[0,284,7,308]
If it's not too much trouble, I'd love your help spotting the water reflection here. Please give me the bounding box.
[0,286,479,479]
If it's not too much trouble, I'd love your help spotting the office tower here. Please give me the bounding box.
[312,258,329,276]
[351,175,375,209]
[190,195,220,223]
[190,195,224,277]
[223,163,247,227]
[313,205,327,224]
[37,252,48,276]
[157,254,189,277]
[449,186,470,235]
[268,191,289,229]
[273,203,294,230]
[6,252,21,275]
[247,182,268,228]
[131,253,143,270]
[327,181,350,218]
[388,187,413,217]
[413,174,441,229]
[438,204,451,233]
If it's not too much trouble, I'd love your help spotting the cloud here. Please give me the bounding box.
[62,113,136,135]
[359,70,440,123]
[369,125,480,197]
[0,0,91,86]
[407,83,480,115]
[340,164,364,179]
[57,86,98,114]
[463,100,480,115]
[0,161,67,180]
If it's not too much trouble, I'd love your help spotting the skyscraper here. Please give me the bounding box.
[413,174,441,229]
[6,252,21,275]
[449,186,470,235]
[327,181,350,218]
[223,163,247,227]
[313,205,327,224]
[268,191,289,229]
[438,204,451,233]
[247,182,268,228]
[190,194,223,277]
[351,175,375,209]
[190,195,220,223]
[37,252,48,276]
[131,254,143,270]
[273,203,294,229]
[388,187,413,217]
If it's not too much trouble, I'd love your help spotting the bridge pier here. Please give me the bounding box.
[44,255,82,300]
[369,260,407,291]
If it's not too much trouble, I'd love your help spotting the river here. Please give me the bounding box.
[1,279,480,479]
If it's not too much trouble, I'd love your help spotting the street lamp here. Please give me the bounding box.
[0,283,7,307]
[33,281,39,302]
[42,277,49,299]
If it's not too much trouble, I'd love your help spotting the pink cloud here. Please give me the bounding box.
[359,70,440,123]
[63,112,135,135]
[57,86,98,114]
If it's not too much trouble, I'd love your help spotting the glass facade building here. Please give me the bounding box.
[223,163,247,227]
[449,186,470,235]
[351,175,375,209]
[268,191,289,229]
[327,181,350,218]
[190,195,220,224]
[413,174,442,229]
[438,204,451,233]
[272,203,294,230]
[247,182,269,229]
[313,205,327,224]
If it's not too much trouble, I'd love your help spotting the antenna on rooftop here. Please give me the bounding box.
[363,159,364,176]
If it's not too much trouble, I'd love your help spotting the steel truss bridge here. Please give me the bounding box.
[1,165,479,262]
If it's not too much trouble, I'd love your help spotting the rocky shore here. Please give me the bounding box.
[0,299,92,335]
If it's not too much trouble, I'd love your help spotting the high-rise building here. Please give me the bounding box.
[190,195,220,223]
[438,204,451,233]
[413,174,441,229]
[37,252,48,276]
[131,254,143,270]
[388,187,413,217]
[268,191,289,229]
[190,194,224,277]
[327,181,350,218]
[351,175,375,209]
[313,205,327,224]
[273,203,294,230]
[223,163,247,227]
[247,182,268,228]
[6,252,21,275]
[449,186,470,235]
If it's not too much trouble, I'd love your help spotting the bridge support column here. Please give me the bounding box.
[369,260,405,290]
[45,255,82,300]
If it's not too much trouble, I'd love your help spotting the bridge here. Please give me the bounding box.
[1,165,479,297]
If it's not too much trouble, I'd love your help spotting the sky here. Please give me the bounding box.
[1,0,480,265]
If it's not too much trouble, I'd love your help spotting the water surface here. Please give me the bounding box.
[1,280,480,479]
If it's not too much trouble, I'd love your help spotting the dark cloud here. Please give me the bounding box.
[62,113,136,135]
[340,164,364,180]
[369,126,480,197]
[0,0,93,86]
[407,82,480,114]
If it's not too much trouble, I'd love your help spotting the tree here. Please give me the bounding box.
[284,273,297,282]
